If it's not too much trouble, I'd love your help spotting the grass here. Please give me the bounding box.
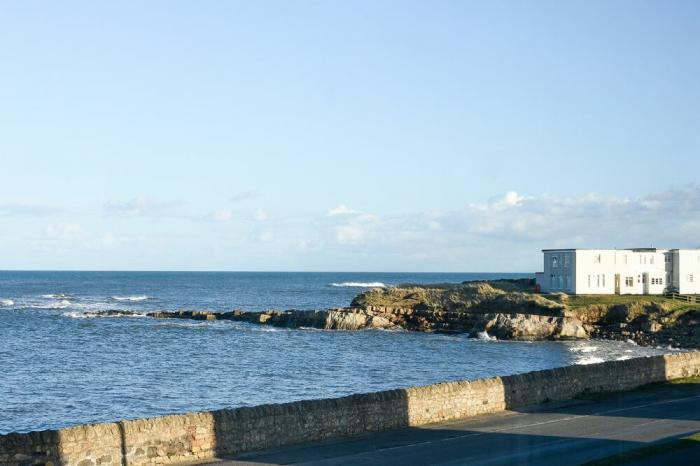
[576,376,700,402]
[583,431,700,465]
[565,294,686,309]
[669,375,700,384]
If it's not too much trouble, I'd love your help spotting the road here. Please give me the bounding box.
[209,382,700,465]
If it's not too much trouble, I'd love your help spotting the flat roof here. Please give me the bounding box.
[542,247,700,252]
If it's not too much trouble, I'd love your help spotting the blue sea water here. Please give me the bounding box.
[0,271,673,434]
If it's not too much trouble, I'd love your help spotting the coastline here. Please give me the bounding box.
[83,278,700,349]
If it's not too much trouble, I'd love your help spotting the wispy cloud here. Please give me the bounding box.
[0,202,58,217]
[326,205,360,216]
[252,209,269,221]
[103,197,184,218]
[230,191,257,203]
[44,223,85,241]
[309,185,700,269]
[206,209,235,222]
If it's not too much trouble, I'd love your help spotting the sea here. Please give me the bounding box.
[0,271,676,434]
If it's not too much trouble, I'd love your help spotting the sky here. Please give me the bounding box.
[0,0,698,272]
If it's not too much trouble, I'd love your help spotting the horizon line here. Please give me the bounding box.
[0,269,536,274]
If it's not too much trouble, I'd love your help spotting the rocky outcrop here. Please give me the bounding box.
[90,306,588,341]
[144,308,400,331]
[352,281,700,347]
[84,279,699,347]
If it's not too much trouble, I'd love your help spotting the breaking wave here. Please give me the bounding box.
[576,356,605,365]
[63,311,147,319]
[111,295,149,302]
[330,282,386,288]
[50,300,72,309]
[476,331,497,341]
[1,299,14,306]
[570,346,598,353]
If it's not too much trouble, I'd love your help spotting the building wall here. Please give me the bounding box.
[678,250,700,294]
[573,250,618,294]
[545,249,672,295]
[2,353,700,466]
[541,250,575,293]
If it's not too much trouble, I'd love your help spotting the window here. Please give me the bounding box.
[638,275,642,283]
[602,275,606,287]
[625,277,634,287]
[564,255,570,267]
[552,256,558,268]
[650,256,654,265]
[689,274,695,283]
[593,254,601,264]
[665,255,672,263]
[564,275,569,289]
[596,275,600,287]
[588,275,591,287]
[624,255,628,264]
[651,278,663,285]
[550,274,556,289]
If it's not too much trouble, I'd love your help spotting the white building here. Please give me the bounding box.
[535,248,700,295]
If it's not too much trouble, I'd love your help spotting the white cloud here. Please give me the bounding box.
[230,191,257,203]
[327,205,360,216]
[253,209,269,221]
[104,197,183,218]
[44,223,84,241]
[427,220,442,231]
[87,233,130,250]
[259,231,274,242]
[0,202,58,217]
[335,224,367,244]
[208,209,235,222]
[305,184,700,269]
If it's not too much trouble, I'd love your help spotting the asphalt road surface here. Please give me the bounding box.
[209,382,700,465]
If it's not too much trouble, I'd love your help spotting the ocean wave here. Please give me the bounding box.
[1,299,14,306]
[63,310,147,319]
[576,356,605,365]
[570,346,598,353]
[43,300,72,309]
[63,311,91,319]
[330,282,386,288]
[41,294,71,299]
[111,295,149,302]
[476,330,497,341]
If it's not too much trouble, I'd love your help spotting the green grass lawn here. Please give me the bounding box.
[565,294,680,308]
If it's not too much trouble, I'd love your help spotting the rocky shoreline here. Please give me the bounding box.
[86,279,700,348]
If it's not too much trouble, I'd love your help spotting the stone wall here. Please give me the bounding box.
[2,352,699,466]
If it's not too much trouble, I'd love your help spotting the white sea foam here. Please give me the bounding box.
[616,355,632,361]
[63,311,147,319]
[41,294,70,299]
[112,295,149,302]
[570,346,598,353]
[576,356,605,365]
[476,330,497,341]
[1,299,14,306]
[626,339,638,346]
[330,282,386,288]
[41,300,72,309]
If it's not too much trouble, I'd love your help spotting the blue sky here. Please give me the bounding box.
[1,0,698,271]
